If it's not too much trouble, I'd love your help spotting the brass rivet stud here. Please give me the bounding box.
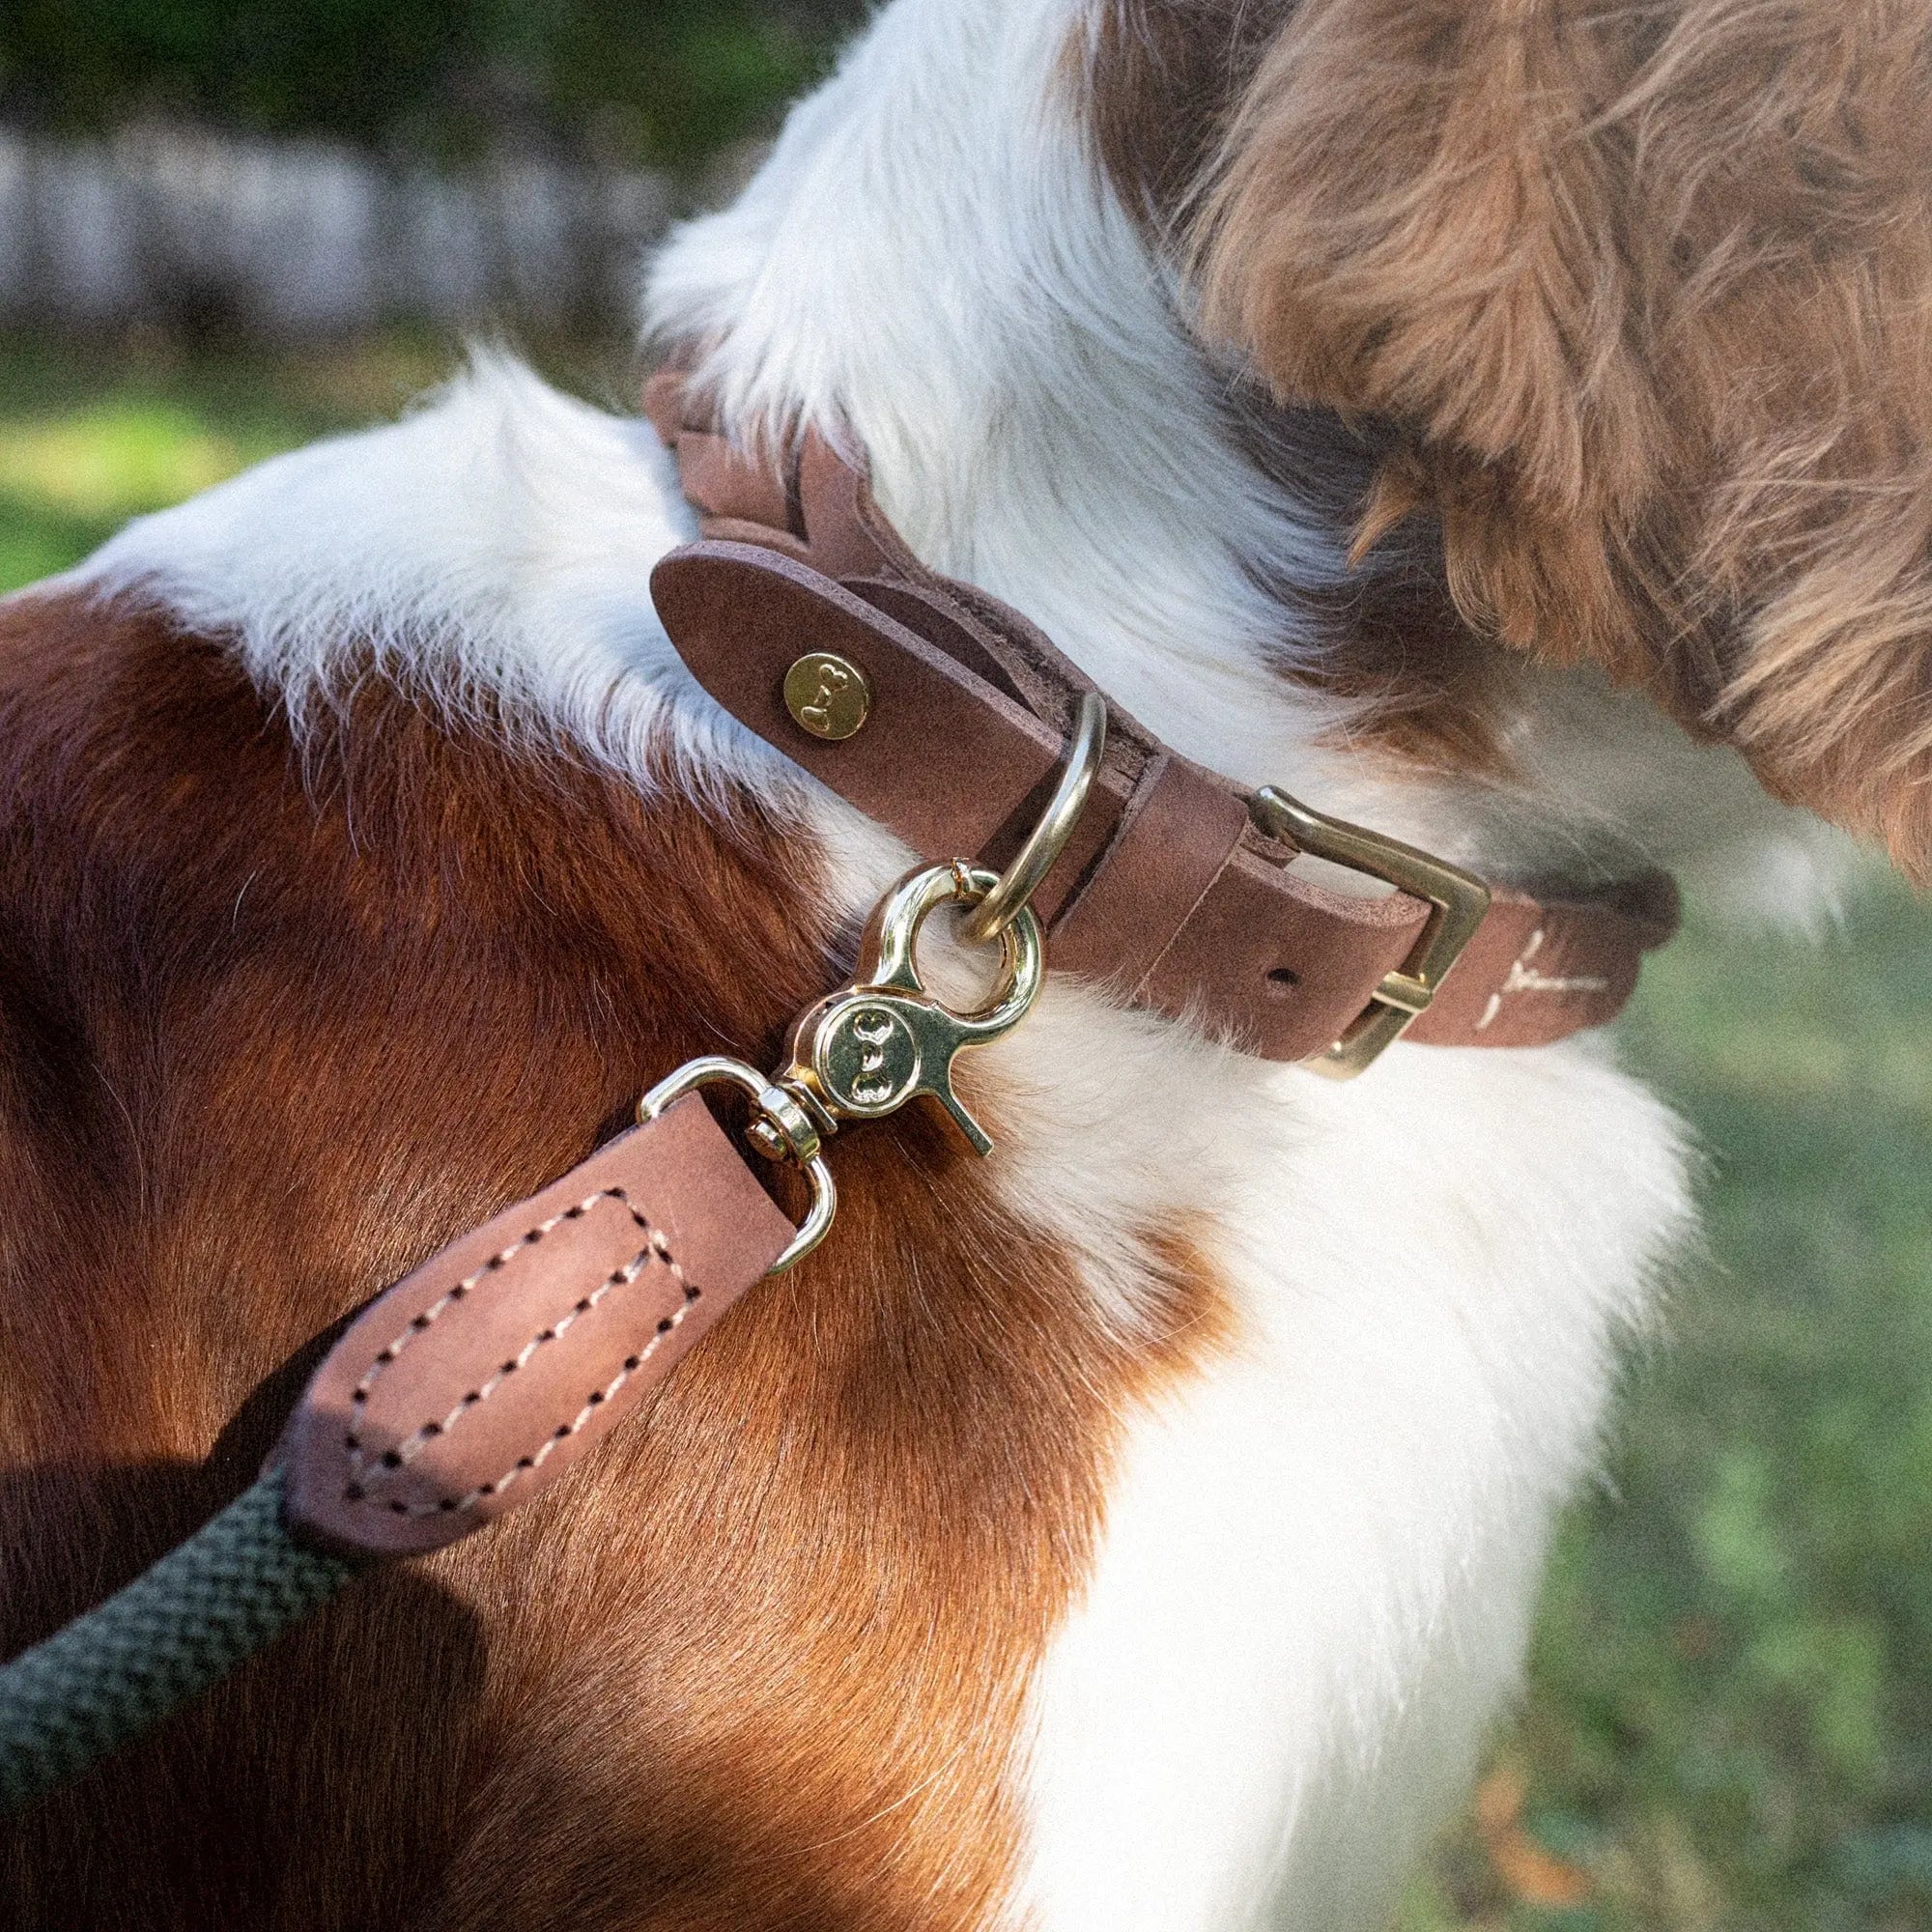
[783,651,871,742]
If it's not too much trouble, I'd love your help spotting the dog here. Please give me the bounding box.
[0,0,1914,1924]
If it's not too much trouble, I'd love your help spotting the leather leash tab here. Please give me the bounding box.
[275,1096,795,1559]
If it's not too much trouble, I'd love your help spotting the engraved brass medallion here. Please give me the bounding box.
[784,651,871,740]
[817,1003,922,1112]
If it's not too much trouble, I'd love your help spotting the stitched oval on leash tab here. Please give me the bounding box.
[275,1094,796,1560]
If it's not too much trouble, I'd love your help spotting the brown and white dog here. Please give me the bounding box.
[0,1,1918,1925]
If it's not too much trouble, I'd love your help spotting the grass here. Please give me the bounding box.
[1405,894,1932,1932]
[3,330,1928,1928]
[0,330,634,587]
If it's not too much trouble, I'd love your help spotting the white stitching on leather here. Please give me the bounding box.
[1476,928,1613,1032]
[409,1268,700,1520]
[341,1188,696,1516]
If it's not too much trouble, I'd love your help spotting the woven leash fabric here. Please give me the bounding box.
[0,1470,357,1813]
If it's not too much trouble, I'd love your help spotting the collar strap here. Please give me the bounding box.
[643,371,1678,1071]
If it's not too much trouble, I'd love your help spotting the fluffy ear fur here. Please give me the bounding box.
[1185,0,1932,874]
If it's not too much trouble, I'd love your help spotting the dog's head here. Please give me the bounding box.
[1080,0,1932,872]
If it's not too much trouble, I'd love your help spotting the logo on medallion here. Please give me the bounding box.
[819,1002,921,1111]
[783,651,872,741]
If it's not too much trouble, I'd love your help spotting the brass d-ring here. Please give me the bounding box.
[958,691,1107,944]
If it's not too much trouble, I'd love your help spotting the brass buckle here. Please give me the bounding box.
[1250,786,1492,1080]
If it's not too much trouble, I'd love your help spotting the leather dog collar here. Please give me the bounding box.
[643,371,1678,1072]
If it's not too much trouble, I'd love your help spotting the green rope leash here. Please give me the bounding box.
[0,1471,359,1814]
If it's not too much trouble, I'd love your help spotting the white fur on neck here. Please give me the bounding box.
[645,0,1367,805]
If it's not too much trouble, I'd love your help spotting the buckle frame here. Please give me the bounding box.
[1250,786,1492,1079]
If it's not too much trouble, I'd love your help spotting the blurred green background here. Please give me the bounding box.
[2,4,1929,1924]
[0,0,861,171]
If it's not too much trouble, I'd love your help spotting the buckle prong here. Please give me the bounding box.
[1250,786,1492,1079]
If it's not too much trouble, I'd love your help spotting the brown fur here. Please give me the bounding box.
[1078,0,1291,228]
[1088,0,1932,871]
[0,589,1229,1930]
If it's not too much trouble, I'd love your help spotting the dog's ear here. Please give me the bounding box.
[1188,0,1932,876]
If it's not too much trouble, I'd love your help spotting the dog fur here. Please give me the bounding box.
[0,0,1906,1924]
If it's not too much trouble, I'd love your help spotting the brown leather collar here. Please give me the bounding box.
[643,370,1678,1070]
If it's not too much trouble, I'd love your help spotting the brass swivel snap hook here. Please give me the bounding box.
[638,862,1044,1272]
[767,861,1044,1157]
